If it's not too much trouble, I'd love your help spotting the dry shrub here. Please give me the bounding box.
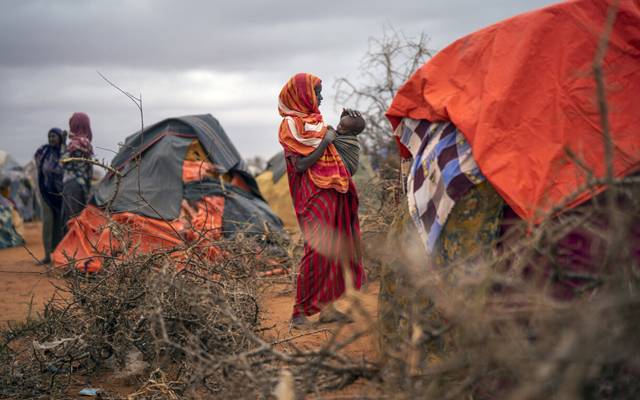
[335,28,432,282]
[0,217,379,399]
[358,171,404,280]
[0,229,267,399]
[376,177,640,400]
[335,27,432,175]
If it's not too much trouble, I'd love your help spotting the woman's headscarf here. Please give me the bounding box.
[278,73,349,193]
[47,127,64,147]
[67,112,93,155]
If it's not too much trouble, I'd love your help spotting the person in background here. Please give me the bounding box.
[0,178,24,248]
[278,72,366,327]
[61,112,93,232]
[34,127,65,264]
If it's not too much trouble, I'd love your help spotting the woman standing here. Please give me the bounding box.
[34,127,65,264]
[278,73,366,327]
[61,112,93,232]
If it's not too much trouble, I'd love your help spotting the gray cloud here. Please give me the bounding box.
[1,0,556,164]
[1,0,557,70]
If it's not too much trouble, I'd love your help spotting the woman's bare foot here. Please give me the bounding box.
[291,315,311,329]
[318,304,353,324]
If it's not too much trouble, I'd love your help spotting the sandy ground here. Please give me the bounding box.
[1,222,380,397]
[0,222,64,325]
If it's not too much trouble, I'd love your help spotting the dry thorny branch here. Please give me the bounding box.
[0,217,379,399]
[334,27,433,175]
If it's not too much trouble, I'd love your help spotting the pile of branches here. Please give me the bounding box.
[357,171,404,280]
[0,221,378,399]
[377,177,640,400]
[0,232,264,399]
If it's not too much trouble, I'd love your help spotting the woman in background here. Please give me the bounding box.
[61,112,93,232]
[34,127,65,264]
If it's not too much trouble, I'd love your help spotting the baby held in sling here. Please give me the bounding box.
[333,110,366,176]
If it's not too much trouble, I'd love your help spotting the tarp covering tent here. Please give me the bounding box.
[52,114,284,272]
[380,0,640,370]
[386,0,640,223]
[0,195,24,249]
[256,150,377,236]
[0,150,38,222]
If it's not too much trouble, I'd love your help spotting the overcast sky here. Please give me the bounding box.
[0,0,557,165]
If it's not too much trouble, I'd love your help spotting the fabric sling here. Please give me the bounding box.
[333,135,360,176]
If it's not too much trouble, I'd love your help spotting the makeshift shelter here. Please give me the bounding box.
[0,150,38,222]
[0,194,24,249]
[52,114,284,272]
[256,150,377,235]
[380,0,640,365]
[387,0,640,223]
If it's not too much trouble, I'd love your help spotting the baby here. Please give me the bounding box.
[336,113,366,136]
[333,111,365,176]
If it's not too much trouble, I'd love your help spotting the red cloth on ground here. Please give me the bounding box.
[285,151,366,317]
[386,0,640,223]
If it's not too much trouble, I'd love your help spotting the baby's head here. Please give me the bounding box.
[337,115,365,136]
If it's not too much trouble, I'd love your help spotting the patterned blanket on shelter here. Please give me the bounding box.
[394,118,485,253]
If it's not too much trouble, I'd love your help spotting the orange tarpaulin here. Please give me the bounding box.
[387,0,640,222]
[52,197,224,273]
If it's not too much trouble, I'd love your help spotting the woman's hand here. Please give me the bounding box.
[324,126,337,143]
[294,126,337,173]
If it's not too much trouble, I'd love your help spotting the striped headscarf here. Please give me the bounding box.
[278,73,349,193]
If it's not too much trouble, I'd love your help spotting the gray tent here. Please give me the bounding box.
[92,114,282,237]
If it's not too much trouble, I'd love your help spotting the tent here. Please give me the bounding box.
[387,0,640,222]
[0,195,24,249]
[255,150,377,236]
[52,114,284,272]
[0,150,38,222]
[380,0,640,365]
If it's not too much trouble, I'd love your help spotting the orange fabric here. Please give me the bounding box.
[51,205,107,272]
[181,196,224,240]
[182,139,251,194]
[53,196,225,272]
[230,173,252,193]
[386,0,640,223]
[183,140,219,182]
[183,160,217,182]
[278,73,349,193]
[182,157,252,195]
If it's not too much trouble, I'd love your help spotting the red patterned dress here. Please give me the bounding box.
[285,151,365,317]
